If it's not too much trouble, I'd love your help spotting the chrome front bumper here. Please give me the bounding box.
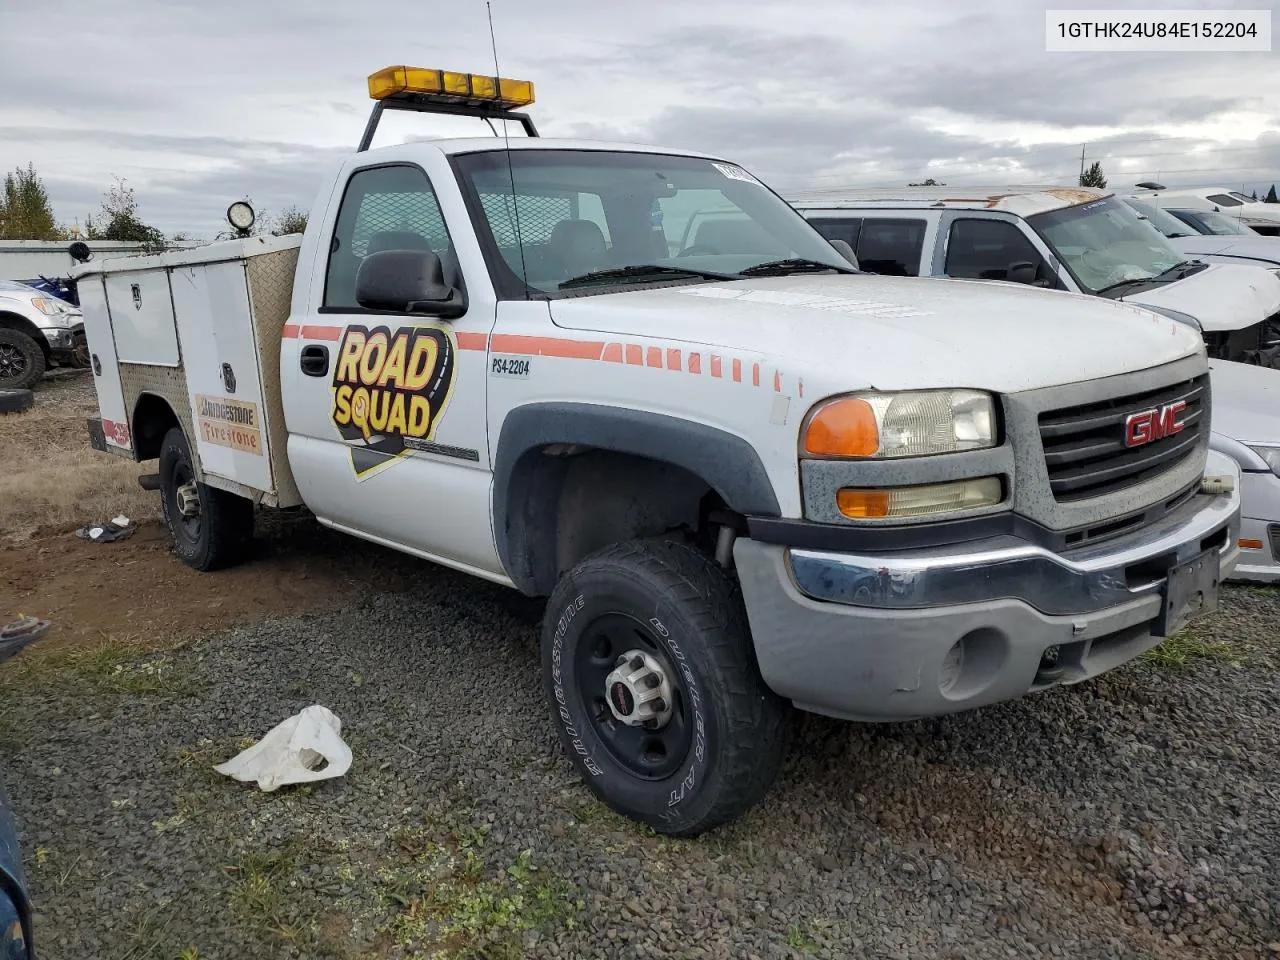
[734,450,1242,723]
[787,470,1240,617]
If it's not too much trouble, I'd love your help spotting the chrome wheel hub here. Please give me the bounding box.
[175,480,201,518]
[604,649,674,729]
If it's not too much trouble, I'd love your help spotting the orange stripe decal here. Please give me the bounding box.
[732,358,742,383]
[688,352,702,374]
[625,344,643,365]
[710,355,722,378]
[773,370,782,392]
[752,363,760,387]
[799,379,805,398]
[602,343,623,363]
[646,347,662,368]
[282,323,300,339]
[457,332,488,351]
[300,324,343,341]
[666,348,682,372]
[490,334,604,360]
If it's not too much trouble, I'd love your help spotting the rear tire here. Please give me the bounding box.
[542,538,789,837]
[0,329,45,390]
[158,426,254,571]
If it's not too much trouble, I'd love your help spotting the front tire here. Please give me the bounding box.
[542,538,789,837]
[0,329,45,390]
[158,426,254,571]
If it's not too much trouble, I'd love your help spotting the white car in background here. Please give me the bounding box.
[0,280,86,390]
[1129,185,1280,236]
[1209,359,1280,582]
[1121,197,1280,271]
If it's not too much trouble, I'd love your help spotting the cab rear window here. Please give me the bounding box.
[809,217,926,276]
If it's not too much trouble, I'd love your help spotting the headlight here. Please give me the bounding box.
[801,389,996,458]
[1247,444,1280,476]
[30,296,63,316]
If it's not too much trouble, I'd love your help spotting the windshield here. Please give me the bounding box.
[1028,196,1187,295]
[450,149,850,297]
[1186,209,1254,236]
[1122,198,1198,238]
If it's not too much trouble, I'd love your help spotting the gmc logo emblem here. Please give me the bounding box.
[1125,401,1187,448]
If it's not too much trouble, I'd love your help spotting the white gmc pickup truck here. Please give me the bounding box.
[76,66,1241,836]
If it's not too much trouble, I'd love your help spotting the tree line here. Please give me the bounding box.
[0,163,309,248]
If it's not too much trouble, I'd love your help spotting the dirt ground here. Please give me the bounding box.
[0,371,426,659]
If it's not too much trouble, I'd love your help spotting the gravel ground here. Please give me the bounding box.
[2,548,1279,960]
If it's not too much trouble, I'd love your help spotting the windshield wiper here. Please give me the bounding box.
[559,264,736,290]
[1095,262,1197,296]
[737,258,856,277]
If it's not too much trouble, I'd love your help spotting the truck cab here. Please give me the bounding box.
[789,185,1280,368]
[77,69,1242,837]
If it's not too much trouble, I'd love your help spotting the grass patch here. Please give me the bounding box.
[1143,628,1242,671]
[0,390,157,540]
[786,922,820,953]
[377,812,581,958]
[0,636,195,697]
[227,840,320,948]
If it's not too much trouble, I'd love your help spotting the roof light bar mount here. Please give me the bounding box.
[358,96,539,151]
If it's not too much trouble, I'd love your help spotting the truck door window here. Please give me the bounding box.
[808,218,864,252]
[945,219,1052,283]
[323,164,454,310]
[852,218,926,276]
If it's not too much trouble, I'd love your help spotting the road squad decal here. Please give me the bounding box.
[330,323,456,478]
[196,394,263,456]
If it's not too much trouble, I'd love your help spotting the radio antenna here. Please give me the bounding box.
[487,1,530,299]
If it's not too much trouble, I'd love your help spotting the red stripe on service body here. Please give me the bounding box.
[625,344,643,366]
[666,348,682,372]
[752,363,760,387]
[688,352,702,374]
[602,343,623,363]
[773,370,782,392]
[732,358,742,383]
[281,323,300,339]
[646,347,662,368]
[301,324,343,341]
[489,334,604,360]
[710,355,722,378]
[456,332,488,351]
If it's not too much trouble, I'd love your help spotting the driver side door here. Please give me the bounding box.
[284,160,503,578]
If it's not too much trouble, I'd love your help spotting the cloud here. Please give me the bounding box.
[1,0,1277,239]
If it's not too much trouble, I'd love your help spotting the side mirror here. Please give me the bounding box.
[829,238,859,269]
[355,249,466,319]
[1007,261,1038,285]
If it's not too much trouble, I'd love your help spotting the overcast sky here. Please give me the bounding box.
[4,0,1278,239]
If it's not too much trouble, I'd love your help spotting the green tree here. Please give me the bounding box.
[272,205,308,235]
[85,177,167,251]
[908,178,946,187]
[1079,161,1107,188]
[1266,184,1278,204]
[0,163,61,240]
[1251,189,1259,201]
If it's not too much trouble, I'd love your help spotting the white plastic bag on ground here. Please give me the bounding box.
[214,704,352,792]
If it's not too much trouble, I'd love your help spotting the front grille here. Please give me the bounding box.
[1038,373,1208,502]
[1268,523,1280,559]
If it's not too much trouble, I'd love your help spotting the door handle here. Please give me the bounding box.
[300,344,329,377]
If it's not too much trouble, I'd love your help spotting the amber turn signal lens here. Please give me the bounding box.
[835,489,892,518]
[1239,538,1265,550]
[803,397,879,457]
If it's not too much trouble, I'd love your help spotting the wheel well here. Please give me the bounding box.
[132,393,180,461]
[0,312,50,359]
[507,447,741,597]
